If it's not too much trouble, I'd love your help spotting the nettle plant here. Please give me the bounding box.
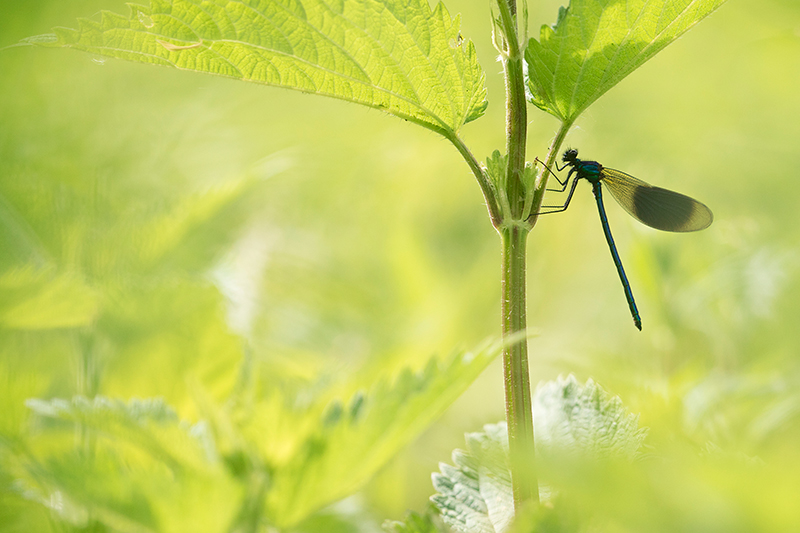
[5,0,729,531]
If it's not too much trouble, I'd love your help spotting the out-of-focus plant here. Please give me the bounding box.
[1,342,501,532]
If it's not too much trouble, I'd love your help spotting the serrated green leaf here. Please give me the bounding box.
[484,151,508,188]
[24,396,215,472]
[525,0,728,122]
[431,377,647,533]
[431,422,511,533]
[534,375,648,460]
[259,339,503,528]
[28,0,487,135]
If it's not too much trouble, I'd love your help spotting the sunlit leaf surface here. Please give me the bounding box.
[525,0,728,122]
[28,0,488,134]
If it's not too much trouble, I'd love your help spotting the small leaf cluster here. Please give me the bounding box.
[483,151,539,225]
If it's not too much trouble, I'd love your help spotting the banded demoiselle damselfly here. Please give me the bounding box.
[539,149,713,330]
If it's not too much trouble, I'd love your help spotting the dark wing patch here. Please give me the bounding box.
[601,168,713,232]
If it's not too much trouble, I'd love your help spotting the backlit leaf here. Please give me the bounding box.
[525,0,728,122]
[431,377,647,532]
[27,0,488,135]
[259,339,504,528]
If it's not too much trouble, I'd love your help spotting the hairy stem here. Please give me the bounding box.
[447,132,502,227]
[495,0,538,509]
[500,223,537,506]
[497,0,527,220]
[530,120,573,223]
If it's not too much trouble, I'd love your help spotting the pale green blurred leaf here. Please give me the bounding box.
[18,396,242,533]
[0,482,55,533]
[258,340,503,528]
[293,506,378,533]
[29,0,487,135]
[0,154,275,409]
[508,500,582,533]
[525,0,728,122]
[534,375,648,461]
[684,370,800,450]
[0,191,50,269]
[383,510,446,533]
[431,377,647,533]
[0,268,99,329]
[126,174,272,276]
[24,396,205,468]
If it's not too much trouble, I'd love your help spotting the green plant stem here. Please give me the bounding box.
[499,119,573,508]
[500,222,537,506]
[447,132,502,227]
[495,0,538,509]
[530,120,573,222]
[497,0,527,220]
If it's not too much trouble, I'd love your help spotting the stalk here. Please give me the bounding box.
[529,120,573,222]
[455,0,543,508]
[495,0,539,508]
[497,0,527,220]
[500,223,538,506]
[447,132,502,227]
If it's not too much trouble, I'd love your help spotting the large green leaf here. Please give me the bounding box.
[525,0,728,123]
[255,339,504,528]
[27,0,487,135]
[9,341,503,531]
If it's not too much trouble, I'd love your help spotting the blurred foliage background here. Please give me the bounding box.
[1,0,800,530]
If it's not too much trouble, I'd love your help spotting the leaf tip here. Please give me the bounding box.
[18,33,59,46]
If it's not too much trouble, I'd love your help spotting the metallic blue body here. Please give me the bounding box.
[540,148,712,330]
[590,182,642,330]
[569,160,603,182]
[551,149,643,331]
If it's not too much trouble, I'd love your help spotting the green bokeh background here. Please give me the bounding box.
[2,0,800,530]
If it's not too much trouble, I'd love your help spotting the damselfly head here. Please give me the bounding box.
[562,148,578,163]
